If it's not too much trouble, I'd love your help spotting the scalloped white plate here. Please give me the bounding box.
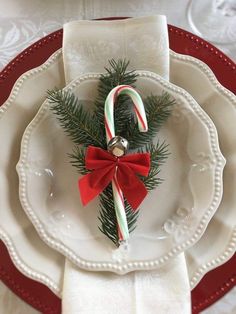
[1,48,235,292]
[17,71,224,274]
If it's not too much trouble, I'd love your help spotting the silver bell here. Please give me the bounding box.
[107,136,129,157]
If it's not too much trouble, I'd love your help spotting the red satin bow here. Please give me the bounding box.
[78,146,150,210]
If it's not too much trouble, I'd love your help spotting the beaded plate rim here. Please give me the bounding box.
[170,50,236,288]
[0,46,234,290]
[17,70,225,274]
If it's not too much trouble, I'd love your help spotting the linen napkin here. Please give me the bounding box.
[62,16,191,314]
[63,255,190,314]
[63,16,169,82]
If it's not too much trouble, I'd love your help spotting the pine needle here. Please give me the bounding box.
[123,93,175,148]
[47,89,105,148]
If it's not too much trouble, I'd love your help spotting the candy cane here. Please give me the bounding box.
[105,85,148,143]
[104,85,148,242]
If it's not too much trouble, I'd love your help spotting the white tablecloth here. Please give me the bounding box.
[0,0,235,69]
[0,280,236,314]
[0,1,235,313]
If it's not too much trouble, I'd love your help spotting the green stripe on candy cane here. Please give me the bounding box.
[112,175,129,241]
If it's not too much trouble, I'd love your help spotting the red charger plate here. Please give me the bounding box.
[0,22,235,314]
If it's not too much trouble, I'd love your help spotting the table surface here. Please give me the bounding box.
[0,1,235,313]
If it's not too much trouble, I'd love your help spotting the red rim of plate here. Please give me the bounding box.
[0,22,235,314]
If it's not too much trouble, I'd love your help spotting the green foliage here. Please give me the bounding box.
[140,142,169,191]
[69,146,88,175]
[47,59,174,246]
[47,89,105,148]
[98,184,139,246]
[124,93,175,148]
[94,59,138,135]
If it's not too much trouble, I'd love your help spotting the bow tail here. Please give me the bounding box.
[78,166,115,206]
[117,166,148,211]
[78,173,102,206]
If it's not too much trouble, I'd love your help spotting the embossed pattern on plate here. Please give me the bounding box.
[17,71,225,274]
[1,47,234,290]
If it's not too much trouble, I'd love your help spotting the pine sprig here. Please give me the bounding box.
[69,140,169,245]
[98,185,139,246]
[48,59,174,246]
[47,89,105,148]
[140,142,170,191]
[123,93,175,148]
[96,59,137,105]
[69,146,88,175]
[94,59,137,131]
[98,185,119,245]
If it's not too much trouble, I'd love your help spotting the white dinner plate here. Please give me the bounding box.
[0,49,234,293]
[17,70,224,273]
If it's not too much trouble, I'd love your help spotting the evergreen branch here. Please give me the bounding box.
[98,184,139,246]
[125,201,139,232]
[123,93,175,148]
[47,89,106,148]
[68,146,88,175]
[148,141,170,167]
[94,59,138,126]
[98,59,137,100]
[98,185,119,245]
[98,141,169,245]
[139,141,169,191]
[48,59,173,246]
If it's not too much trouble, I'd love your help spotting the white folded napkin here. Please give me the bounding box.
[63,254,190,314]
[63,16,169,82]
[62,16,190,314]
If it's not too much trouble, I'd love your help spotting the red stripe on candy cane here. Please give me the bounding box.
[115,86,147,131]
[105,117,113,141]
[118,227,123,241]
[113,175,124,203]
[134,106,147,131]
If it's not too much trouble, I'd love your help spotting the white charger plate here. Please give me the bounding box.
[0,49,234,292]
[17,70,224,273]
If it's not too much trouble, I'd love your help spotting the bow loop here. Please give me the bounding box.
[85,146,116,170]
[120,153,150,177]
